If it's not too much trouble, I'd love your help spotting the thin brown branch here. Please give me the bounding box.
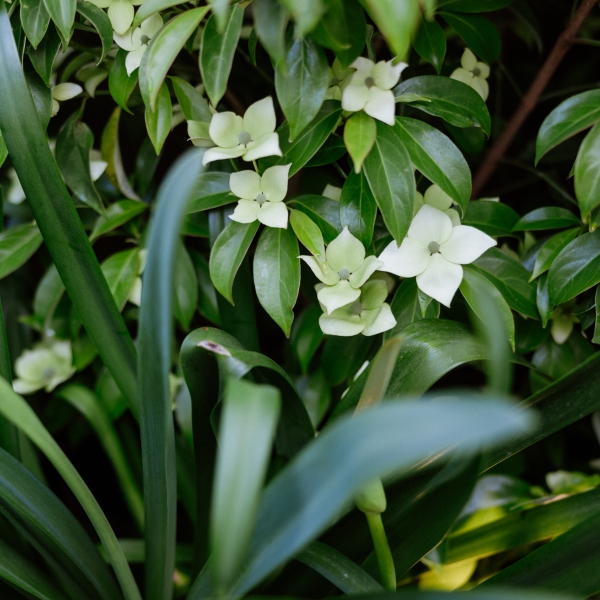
[472,0,597,198]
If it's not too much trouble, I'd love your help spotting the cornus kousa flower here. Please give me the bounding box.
[89,0,144,35]
[378,205,497,307]
[415,184,461,226]
[300,227,383,315]
[113,14,163,75]
[51,83,83,117]
[342,57,407,125]
[12,340,76,394]
[202,97,282,166]
[318,279,396,337]
[451,49,490,101]
[325,59,352,101]
[229,164,291,229]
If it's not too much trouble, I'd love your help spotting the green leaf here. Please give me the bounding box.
[132,0,189,28]
[42,0,75,42]
[253,225,300,336]
[145,82,172,154]
[305,133,346,167]
[547,230,600,306]
[207,0,231,32]
[187,172,234,213]
[394,116,471,214]
[471,248,538,319]
[172,241,198,330]
[394,75,491,135]
[0,223,43,279]
[440,12,501,63]
[513,207,581,231]
[290,305,323,373]
[210,220,260,303]
[290,209,325,260]
[279,0,323,37]
[594,286,600,344]
[462,200,519,237]
[76,1,112,63]
[55,112,105,213]
[321,334,373,386]
[344,111,377,173]
[363,121,415,245]
[199,5,243,107]
[251,0,288,65]
[189,249,221,325]
[575,121,600,220]
[140,7,209,111]
[101,248,139,311]
[26,24,60,85]
[536,89,600,165]
[90,200,147,241]
[26,67,52,129]
[109,49,138,114]
[437,0,512,10]
[531,227,580,280]
[137,148,207,600]
[211,378,281,589]
[293,194,342,243]
[275,36,329,141]
[261,100,343,176]
[20,0,50,49]
[170,76,212,122]
[339,170,377,247]
[413,17,446,74]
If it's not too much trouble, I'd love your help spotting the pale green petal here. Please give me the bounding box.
[46,367,76,392]
[413,191,424,215]
[372,59,406,91]
[349,56,374,81]
[551,316,573,345]
[51,98,60,117]
[450,68,474,86]
[87,0,112,8]
[325,226,365,273]
[322,184,341,201]
[257,201,288,228]
[378,237,430,278]
[230,170,261,200]
[317,280,361,315]
[408,205,453,246]
[129,277,142,306]
[360,280,388,310]
[188,120,213,145]
[140,13,163,37]
[202,144,245,165]
[445,208,461,227]
[113,26,142,51]
[476,61,490,79]
[416,253,463,308]
[341,82,370,113]
[300,256,339,285]
[209,111,243,148]
[364,87,395,125]
[260,164,290,203]
[471,77,489,101]
[13,378,45,394]
[15,347,55,383]
[52,83,83,101]
[362,303,396,336]
[229,200,260,224]
[424,184,453,210]
[242,132,282,161]
[7,170,26,204]
[349,255,383,289]
[108,0,135,35]
[125,45,146,76]
[461,48,477,71]
[319,309,365,337]
[243,96,277,139]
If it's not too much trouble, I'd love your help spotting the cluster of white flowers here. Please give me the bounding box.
[113,13,163,75]
[451,49,490,101]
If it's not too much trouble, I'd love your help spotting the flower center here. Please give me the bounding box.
[330,76,340,86]
[364,76,375,89]
[338,267,350,280]
[472,67,481,77]
[255,192,267,205]
[238,131,252,145]
[350,301,363,315]
[428,241,440,254]
[42,367,55,380]
[140,35,150,45]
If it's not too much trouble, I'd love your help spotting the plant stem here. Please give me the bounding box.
[365,512,396,592]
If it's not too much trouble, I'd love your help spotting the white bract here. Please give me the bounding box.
[318,279,396,337]
[300,227,382,315]
[229,164,291,229]
[378,205,497,307]
[51,83,83,117]
[450,49,490,101]
[88,0,144,35]
[414,184,461,226]
[202,97,282,166]
[12,340,76,394]
[113,14,163,75]
[342,57,407,125]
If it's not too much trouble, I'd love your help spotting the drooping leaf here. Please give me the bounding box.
[531,228,580,280]
[339,170,377,247]
[293,195,342,243]
[145,82,172,154]
[280,0,324,37]
[290,209,325,260]
[90,200,147,241]
[344,111,377,173]
[0,224,43,280]
[76,1,113,63]
[101,248,140,311]
[20,0,50,49]
[26,24,60,84]
[251,0,288,65]
[109,49,138,114]
[440,12,501,63]
[42,0,75,42]
[413,17,446,74]
[170,76,212,122]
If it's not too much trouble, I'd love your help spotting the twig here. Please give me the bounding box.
[472,0,597,197]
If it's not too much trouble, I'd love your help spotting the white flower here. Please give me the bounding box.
[318,279,396,337]
[550,306,578,345]
[450,49,490,101]
[202,97,282,166]
[341,57,407,125]
[51,83,83,117]
[12,340,76,394]
[414,184,461,226]
[322,184,342,201]
[88,0,144,35]
[229,164,291,229]
[113,14,163,75]
[300,226,383,315]
[378,205,497,307]
[325,59,352,101]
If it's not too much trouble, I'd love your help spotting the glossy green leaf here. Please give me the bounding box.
[363,121,415,245]
[210,220,259,304]
[339,170,377,247]
[471,248,538,319]
[187,172,234,213]
[462,200,519,237]
[90,200,147,241]
[140,7,209,111]
[394,116,471,214]
[172,240,198,330]
[55,112,104,213]
[574,121,600,220]
[26,68,52,129]
[513,207,581,231]
[344,111,377,173]
[0,223,43,279]
[305,133,346,167]
[531,228,580,281]
[109,50,138,114]
[261,100,343,176]
[137,148,206,600]
[253,225,300,336]
[440,12,501,63]
[132,0,189,28]
[395,75,491,135]
[275,36,329,141]
[413,17,446,74]
[20,0,50,49]
[320,334,373,386]
[199,5,243,107]
[280,0,323,37]
[101,248,139,311]
[42,0,75,42]
[290,209,325,260]
[76,1,112,63]
[290,305,323,373]
[536,89,600,164]
[211,378,280,589]
[170,76,212,122]
[293,194,342,243]
[251,0,288,66]
[145,82,172,154]
[26,25,60,84]
[547,230,600,306]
